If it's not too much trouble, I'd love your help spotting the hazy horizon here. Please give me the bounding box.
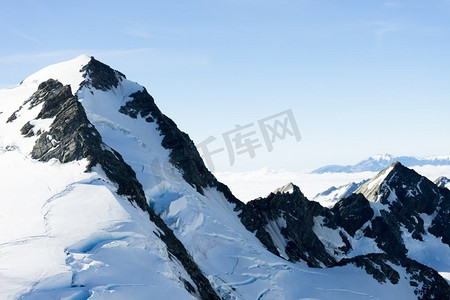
[1,0,449,173]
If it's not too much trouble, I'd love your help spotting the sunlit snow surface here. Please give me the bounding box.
[0,57,194,299]
[0,55,430,299]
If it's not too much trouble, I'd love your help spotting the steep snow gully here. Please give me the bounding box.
[0,56,448,299]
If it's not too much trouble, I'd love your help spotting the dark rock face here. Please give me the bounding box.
[118,89,157,122]
[20,121,34,137]
[331,193,373,236]
[21,79,220,300]
[6,109,20,123]
[429,187,450,245]
[26,80,147,208]
[358,162,450,248]
[30,79,65,110]
[239,163,450,296]
[338,254,450,300]
[331,162,450,296]
[338,254,400,284]
[8,79,69,124]
[79,57,125,91]
[379,162,440,214]
[239,185,336,267]
[363,212,408,258]
[401,257,450,300]
[118,87,243,211]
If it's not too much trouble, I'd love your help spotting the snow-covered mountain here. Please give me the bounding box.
[0,55,218,300]
[435,176,450,189]
[1,56,449,299]
[312,154,450,173]
[241,163,450,298]
[312,180,368,207]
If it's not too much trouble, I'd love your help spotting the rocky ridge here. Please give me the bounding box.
[7,61,219,300]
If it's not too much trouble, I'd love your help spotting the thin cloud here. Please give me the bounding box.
[13,31,41,45]
[382,2,401,8]
[372,21,405,38]
[0,49,154,64]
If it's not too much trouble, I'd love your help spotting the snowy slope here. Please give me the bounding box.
[71,59,416,299]
[355,162,450,283]
[0,58,196,298]
[312,180,367,207]
[0,56,446,299]
[435,176,450,190]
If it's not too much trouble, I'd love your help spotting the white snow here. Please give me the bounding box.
[20,55,90,94]
[0,56,438,299]
[356,166,395,202]
[401,225,450,284]
[368,166,394,191]
[312,181,366,208]
[313,216,346,257]
[271,182,295,195]
[265,217,289,259]
[0,152,193,299]
[312,217,382,259]
[0,57,195,299]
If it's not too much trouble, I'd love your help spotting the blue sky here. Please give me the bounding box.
[1,0,449,172]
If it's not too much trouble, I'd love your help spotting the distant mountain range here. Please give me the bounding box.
[1,56,449,299]
[312,154,450,174]
[312,180,368,207]
[241,162,450,298]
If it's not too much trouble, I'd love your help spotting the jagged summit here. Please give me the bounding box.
[80,56,126,91]
[1,56,449,299]
[271,182,297,195]
[0,56,222,299]
[435,176,450,189]
[356,162,442,214]
[357,162,415,201]
[353,161,450,251]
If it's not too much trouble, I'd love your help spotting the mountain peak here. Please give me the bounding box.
[272,182,297,195]
[312,154,450,174]
[21,55,91,92]
[356,162,443,214]
[1,56,450,299]
[356,161,419,202]
[80,56,126,91]
[356,162,399,202]
[435,176,450,189]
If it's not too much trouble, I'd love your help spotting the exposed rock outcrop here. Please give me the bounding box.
[338,254,450,300]
[330,193,373,236]
[21,78,220,300]
[118,86,243,211]
[79,57,125,91]
[239,184,336,267]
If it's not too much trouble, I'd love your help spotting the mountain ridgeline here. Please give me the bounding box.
[239,162,450,298]
[6,59,220,300]
[0,56,448,299]
[312,154,450,173]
